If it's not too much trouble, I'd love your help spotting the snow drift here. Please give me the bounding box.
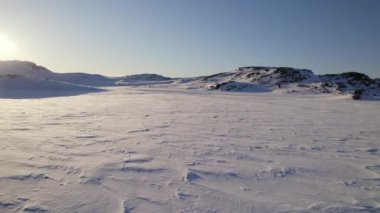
[0,75,103,99]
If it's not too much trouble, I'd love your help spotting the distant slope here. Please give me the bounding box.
[0,61,176,99]
[0,61,116,87]
[0,75,103,99]
[118,73,171,82]
[115,73,173,86]
[0,61,175,87]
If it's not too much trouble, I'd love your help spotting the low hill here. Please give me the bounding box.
[180,66,380,100]
[0,61,115,87]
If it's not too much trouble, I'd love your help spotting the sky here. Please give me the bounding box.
[0,0,379,78]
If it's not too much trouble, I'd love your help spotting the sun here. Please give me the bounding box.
[0,34,16,57]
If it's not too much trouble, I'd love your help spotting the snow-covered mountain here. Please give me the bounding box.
[178,66,380,100]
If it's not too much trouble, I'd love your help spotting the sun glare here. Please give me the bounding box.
[0,34,16,57]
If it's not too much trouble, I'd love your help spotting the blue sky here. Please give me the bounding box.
[0,0,379,77]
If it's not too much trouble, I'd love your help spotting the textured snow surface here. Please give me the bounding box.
[0,87,379,213]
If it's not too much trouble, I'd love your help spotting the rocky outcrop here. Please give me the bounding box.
[202,66,379,100]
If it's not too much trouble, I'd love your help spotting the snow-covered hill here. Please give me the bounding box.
[115,74,173,86]
[0,61,178,98]
[0,61,116,87]
[1,61,379,100]
[0,61,174,88]
[176,66,380,100]
[117,73,172,82]
[0,74,103,98]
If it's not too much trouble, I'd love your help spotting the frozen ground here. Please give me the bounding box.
[0,87,379,213]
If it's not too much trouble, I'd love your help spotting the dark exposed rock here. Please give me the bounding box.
[341,72,373,85]
[352,89,364,100]
[203,66,379,100]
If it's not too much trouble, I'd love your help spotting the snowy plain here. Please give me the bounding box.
[0,86,379,213]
